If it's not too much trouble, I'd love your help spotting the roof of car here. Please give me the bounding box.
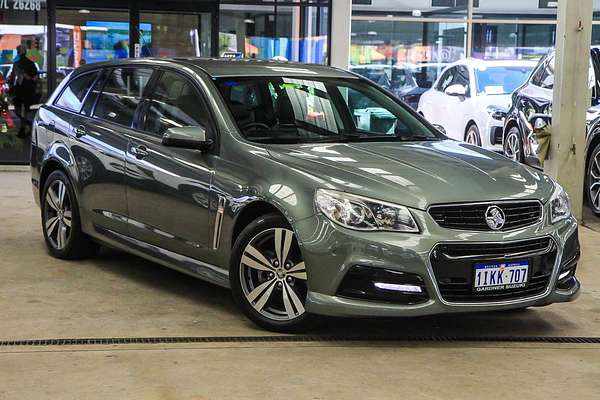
[75,57,356,79]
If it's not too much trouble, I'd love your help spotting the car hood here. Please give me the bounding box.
[476,93,512,109]
[266,140,553,210]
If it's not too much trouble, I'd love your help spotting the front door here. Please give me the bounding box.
[125,69,215,261]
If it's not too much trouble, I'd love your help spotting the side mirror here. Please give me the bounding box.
[162,126,213,151]
[445,84,467,97]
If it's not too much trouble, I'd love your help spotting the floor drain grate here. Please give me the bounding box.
[2,335,600,347]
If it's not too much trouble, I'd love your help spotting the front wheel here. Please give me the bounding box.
[587,143,600,216]
[230,213,318,333]
[504,126,525,163]
[465,124,482,146]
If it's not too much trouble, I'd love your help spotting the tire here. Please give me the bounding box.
[504,126,525,163]
[465,123,482,146]
[586,143,600,216]
[41,170,99,259]
[230,213,318,333]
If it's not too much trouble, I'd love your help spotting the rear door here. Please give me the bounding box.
[125,68,215,261]
[70,66,153,236]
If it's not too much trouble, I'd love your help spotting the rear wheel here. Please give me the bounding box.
[465,123,482,146]
[41,170,99,259]
[586,143,600,216]
[504,126,525,163]
[230,213,318,332]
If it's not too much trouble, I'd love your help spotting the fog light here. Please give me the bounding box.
[374,282,423,293]
[558,270,571,281]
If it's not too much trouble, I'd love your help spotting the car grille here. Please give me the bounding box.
[428,201,542,231]
[430,237,556,303]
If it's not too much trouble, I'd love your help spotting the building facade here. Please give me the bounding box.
[0,0,331,163]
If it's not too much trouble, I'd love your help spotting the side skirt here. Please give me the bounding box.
[93,227,230,289]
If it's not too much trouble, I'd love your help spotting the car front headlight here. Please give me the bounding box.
[549,182,571,224]
[315,189,419,232]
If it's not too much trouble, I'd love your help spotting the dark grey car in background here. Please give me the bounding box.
[31,59,580,332]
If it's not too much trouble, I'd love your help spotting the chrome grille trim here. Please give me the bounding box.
[428,200,543,232]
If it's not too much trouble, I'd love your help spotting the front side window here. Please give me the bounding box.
[452,66,471,96]
[55,71,98,112]
[144,71,210,136]
[94,68,153,127]
[216,76,442,144]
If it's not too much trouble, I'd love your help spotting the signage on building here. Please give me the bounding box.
[0,0,42,11]
[221,51,243,59]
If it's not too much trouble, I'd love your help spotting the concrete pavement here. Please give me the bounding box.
[2,170,600,399]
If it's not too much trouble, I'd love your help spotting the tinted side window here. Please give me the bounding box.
[94,68,153,127]
[436,68,455,92]
[55,72,98,112]
[81,72,107,116]
[144,71,211,136]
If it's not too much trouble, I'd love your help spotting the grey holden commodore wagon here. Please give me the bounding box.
[31,58,580,332]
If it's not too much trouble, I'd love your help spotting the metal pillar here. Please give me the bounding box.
[545,0,593,222]
[329,0,351,69]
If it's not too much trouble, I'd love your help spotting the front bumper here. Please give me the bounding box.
[294,209,580,318]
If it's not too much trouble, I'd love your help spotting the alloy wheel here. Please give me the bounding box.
[239,228,307,321]
[589,151,600,212]
[465,126,481,146]
[44,180,72,250]
[505,130,521,162]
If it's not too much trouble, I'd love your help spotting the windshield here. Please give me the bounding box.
[215,77,443,144]
[475,66,534,95]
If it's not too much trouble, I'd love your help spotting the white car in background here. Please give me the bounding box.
[417,59,536,151]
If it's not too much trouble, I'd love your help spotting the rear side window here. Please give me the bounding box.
[55,72,98,112]
[143,71,211,136]
[94,68,153,127]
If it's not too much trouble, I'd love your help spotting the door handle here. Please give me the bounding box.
[131,145,149,159]
[74,125,86,138]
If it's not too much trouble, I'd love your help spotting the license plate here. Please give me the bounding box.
[473,261,529,292]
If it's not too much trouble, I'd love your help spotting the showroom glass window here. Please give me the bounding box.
[144,71,210,135]
[350,0,467,99]
[56,9,130,86]
[219,1,329,63]
[0,0,48,164]
[138,12,212,58]
[93,68,153,127]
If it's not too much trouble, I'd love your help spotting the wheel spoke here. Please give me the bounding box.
[284,281,305,315]
[56,222,67,248]
[275,228,292,267]
[287,261,307,280]
[62,212,72,228]
[57,181,66,208]
[282,284,296,319]
[247,279,277,312]
[242,245,274,271]
[46,189,60,211]
[594,189,600,209]
[45,216,59,236]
